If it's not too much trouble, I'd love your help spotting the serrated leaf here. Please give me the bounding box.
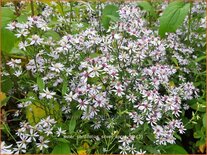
[159,2,190,37]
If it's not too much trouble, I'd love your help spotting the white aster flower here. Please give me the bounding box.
[40,88,56,99]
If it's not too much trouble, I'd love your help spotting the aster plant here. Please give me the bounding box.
[1,0,206,154]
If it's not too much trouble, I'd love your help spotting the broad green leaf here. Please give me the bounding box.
[162,144,188,154]
[73,110,83,120]
[137,1,156,16]
[1,28,17,54]
[26,102,47,125]
[9,47,24,56]
[43,30,60,41]
[106,15,120,22]
[37,77,45,92]
[69,118,76,134]
[2,7,15,27]
[1,76,14,93]
[2,7,14,18]
[55,138,70,143]
[101,4,119,29]
[159,2,190,37]
[51,143,71,154]
[16,14,28,22]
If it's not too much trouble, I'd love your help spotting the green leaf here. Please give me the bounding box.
[106,15,120,22]
[16,14,28,23]
[162,144,188,154]
[69,118,76,134]
[101,4,119,29]
[202,113,206,128]
[26,102,47,125]
[55,138,70,143]
[1,28,17,54]
[9,47,24,56]
[1,76,14,93]
[37,77,45,92]
[2,7,15,27]
[194,130,202,139]
[51,143,71,154]
[73,110,83,120]
[196,138,206,147]
[43,30,60,41]
[189,102,206,112]
[195,55,206,62]
[159,2,190,37]
[174,133,182,141]
[62,80,68,95]
[171,57,179,67]
[137,1,156,16]
[146,133,155,141]
[143,122,149,131]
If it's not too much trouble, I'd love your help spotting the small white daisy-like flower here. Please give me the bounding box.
[49,63,65,73]
[136,149,146,154]
[64,91,77,102]
[0,141,13,154]
[14,70,23,77]
[6,59,21,68]
[40,88,56,99]
[56,127,66,137]
[19,41,28,51]
[36,136,49,151]
[29,35,43,45]
[88,64,102,78]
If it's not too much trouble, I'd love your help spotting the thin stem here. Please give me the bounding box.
[3,123,17,142]
[30,0,34,16]
[187,2,192,42]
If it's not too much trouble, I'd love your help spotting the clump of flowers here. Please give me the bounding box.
[1,1,206,154]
